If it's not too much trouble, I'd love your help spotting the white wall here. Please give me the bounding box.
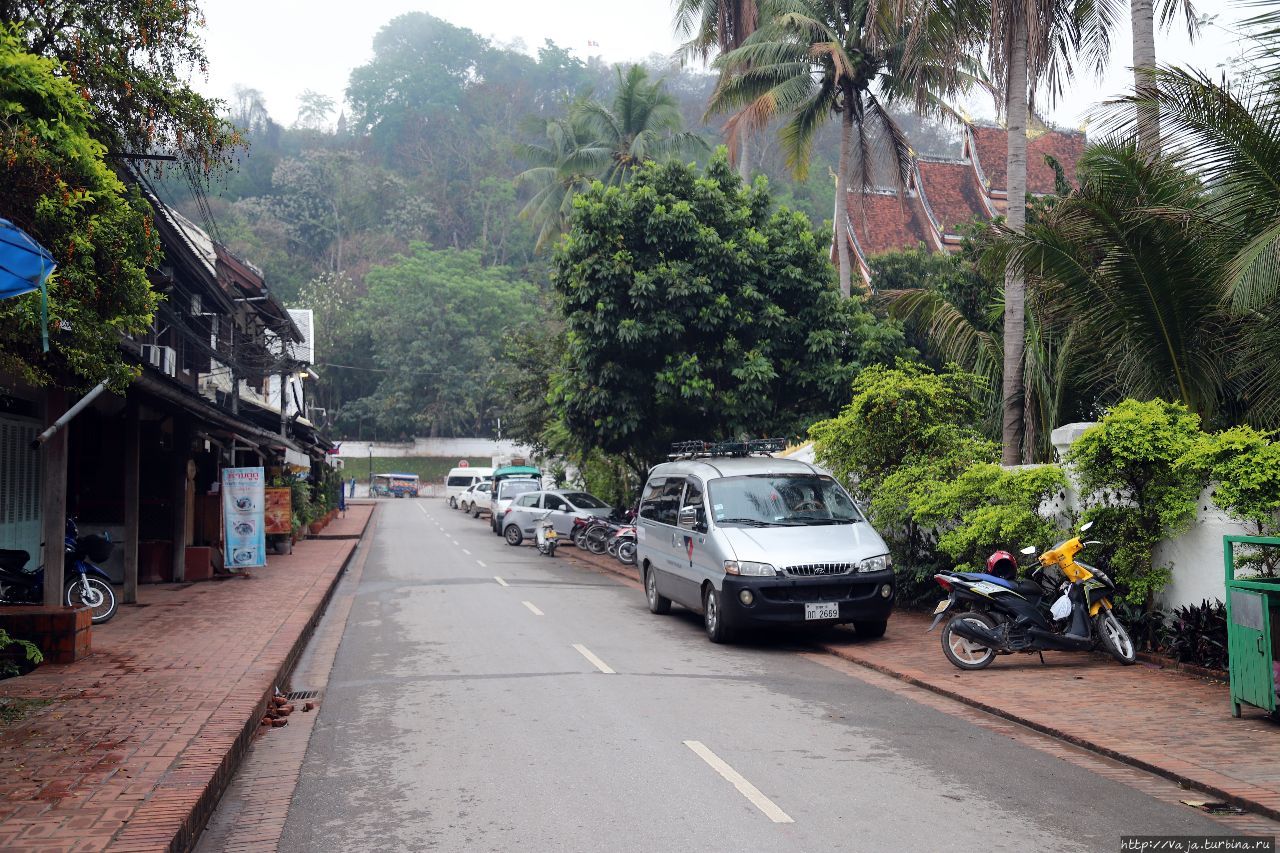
[335,438,534,461]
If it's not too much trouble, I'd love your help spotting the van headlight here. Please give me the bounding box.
[858,555,890,573]
[724,560,776,577]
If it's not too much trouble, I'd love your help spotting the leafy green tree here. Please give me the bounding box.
[0,28,158,389]
[344,246,534,437]
[1,0,240,176]
[552,151,902,474]
[1180,425,1280,575]
[707,0,985,296]
[1069,399,1205,606]
[295,90,336,131]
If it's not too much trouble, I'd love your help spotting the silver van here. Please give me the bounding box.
[635,455,895,643]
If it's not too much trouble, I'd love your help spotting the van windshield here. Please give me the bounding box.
[707,474,863,527]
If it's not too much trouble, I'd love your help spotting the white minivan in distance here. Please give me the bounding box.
[445,466,493,508]
[636,451,894,644]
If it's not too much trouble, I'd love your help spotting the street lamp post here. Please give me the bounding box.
[368,446,372,493]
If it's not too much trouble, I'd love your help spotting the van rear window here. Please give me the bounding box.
[447,476,473,487]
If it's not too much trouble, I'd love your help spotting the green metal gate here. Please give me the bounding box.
[1225,535,1280,717]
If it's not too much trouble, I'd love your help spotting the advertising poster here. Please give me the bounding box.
[264,487,292,536]
[222,466,266,568]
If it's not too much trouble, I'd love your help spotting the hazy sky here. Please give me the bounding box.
[198,0,1249,133]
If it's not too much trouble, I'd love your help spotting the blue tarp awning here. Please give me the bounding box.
[0,218,56,351]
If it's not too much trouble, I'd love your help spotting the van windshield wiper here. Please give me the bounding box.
[797,518,859,525]
[716,517,773,527]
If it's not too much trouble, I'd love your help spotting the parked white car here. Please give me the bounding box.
[460,481,492,516]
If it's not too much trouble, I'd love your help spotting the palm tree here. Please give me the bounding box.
[707,0,985,297]
[1129,0,1198,154]
[674,0,761,177]
[514,113,608,253]
[514,71,706,251]
[988,0,1118,463]
[1007,141,1236,422]
[576,65,708,187]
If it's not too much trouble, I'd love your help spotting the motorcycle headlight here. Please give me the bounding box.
[858,554,891,573]
[724,560,776,577]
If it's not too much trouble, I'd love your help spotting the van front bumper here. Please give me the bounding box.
[720,570,895,626]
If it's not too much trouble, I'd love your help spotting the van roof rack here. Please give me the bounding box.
[669,438,788,459]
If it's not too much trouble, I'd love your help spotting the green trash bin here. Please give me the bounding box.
[1225,535,1280,717]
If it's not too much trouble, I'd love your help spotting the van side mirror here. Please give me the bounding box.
[679,506,706,532]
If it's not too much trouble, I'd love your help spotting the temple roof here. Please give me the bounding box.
[846,190,935,257]
[967,124,1086,196]
[916,158,992,238]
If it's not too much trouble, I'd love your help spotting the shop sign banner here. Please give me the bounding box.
[264,487,292,536]
[223,466,266,568]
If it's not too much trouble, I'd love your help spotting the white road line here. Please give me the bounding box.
[477,560,487,568]
[462,548,472,555]
[494,576,509,587]
[416,504,428,516]
[682,741,794,824]
[521,600,544,616]
[572,644,615,674]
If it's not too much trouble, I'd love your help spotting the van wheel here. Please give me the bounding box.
[645,567,671,615]
[703,586,734,644]
[504,525,523,546]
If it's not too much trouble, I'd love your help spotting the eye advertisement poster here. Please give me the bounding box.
[222,467,266,568]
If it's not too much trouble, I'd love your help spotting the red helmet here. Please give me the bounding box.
[985,550,1018,581]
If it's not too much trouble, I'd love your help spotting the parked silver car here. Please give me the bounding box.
[500,490,613,545]
[636,454,894,643]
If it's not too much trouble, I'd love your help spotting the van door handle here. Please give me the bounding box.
[1259,636,1266,655]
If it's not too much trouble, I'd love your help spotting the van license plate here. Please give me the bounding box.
[805,603,839,620]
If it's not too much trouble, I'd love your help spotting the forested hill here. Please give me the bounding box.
[163,11,955,440]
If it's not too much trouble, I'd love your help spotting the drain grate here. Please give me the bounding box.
[285,690,319,701]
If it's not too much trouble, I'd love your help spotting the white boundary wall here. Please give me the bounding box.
[334,438,534,461]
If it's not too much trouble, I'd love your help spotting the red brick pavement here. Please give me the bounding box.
[563,546,1280,823]
[0,503,374,853]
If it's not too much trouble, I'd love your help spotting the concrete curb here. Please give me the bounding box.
[174,504,378,853]
[560,547,1280,824]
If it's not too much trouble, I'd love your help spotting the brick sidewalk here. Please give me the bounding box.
[0,503,374,853]
[563,546,1280,822]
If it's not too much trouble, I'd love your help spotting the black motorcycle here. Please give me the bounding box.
[0,518,118,624]
[929,522,1135,670]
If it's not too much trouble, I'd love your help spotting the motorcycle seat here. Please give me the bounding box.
[1010,579,1047,598]
[0,549,31,572]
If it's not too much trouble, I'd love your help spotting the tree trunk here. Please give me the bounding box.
[738,132,751,182]
[1131,0,1160,155]
[1001,12,1029,466]
[834,110,855,298]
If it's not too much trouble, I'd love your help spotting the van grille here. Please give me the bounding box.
[783,562,854,577]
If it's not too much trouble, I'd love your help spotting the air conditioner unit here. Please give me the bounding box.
[140,344,177,377]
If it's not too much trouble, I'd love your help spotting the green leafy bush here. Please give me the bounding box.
[1181,425,1280,575]
[0,628,43,679]
[1069,399,1205,606]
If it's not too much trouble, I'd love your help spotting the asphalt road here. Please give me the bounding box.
[280,499,1234,852]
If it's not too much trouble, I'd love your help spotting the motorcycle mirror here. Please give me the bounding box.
[1080,520,1094,533]
[1019,545,1037,555]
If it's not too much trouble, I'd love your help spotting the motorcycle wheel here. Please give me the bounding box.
[586,528,609,555]
[617,541,637,565]
[65,576,117,624]
[941,611,997,671]
[1097,611,1137,665]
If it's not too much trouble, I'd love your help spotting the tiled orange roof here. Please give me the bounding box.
[846,190,935,259]
[966,124,1085,196]
[916,159,992,237]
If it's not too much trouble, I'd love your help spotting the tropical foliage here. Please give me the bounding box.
[552,151,905,474]
[707,0,985,296]
[0,27,159,389]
